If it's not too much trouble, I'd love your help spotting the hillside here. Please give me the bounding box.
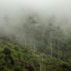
[0,38,71,71]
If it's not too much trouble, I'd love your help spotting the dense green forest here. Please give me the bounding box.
[0,0,71,71]
[0,20,71,71]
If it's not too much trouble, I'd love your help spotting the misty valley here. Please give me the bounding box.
[0,0,71,71]
[0,15,71,71]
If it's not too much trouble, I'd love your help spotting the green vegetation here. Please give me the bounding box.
[0,15,71,71]
[0,23,71,71]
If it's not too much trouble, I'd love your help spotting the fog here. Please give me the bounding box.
[0,0,71,42]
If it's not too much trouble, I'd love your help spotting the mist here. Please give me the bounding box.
[0,1,71,71]
[0,0,71,43]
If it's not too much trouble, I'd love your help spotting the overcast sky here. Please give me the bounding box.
[0,0,71,18]
[0,0,71,28]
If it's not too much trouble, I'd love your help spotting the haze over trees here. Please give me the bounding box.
[0,0,71,71]
[0,12,70,71]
